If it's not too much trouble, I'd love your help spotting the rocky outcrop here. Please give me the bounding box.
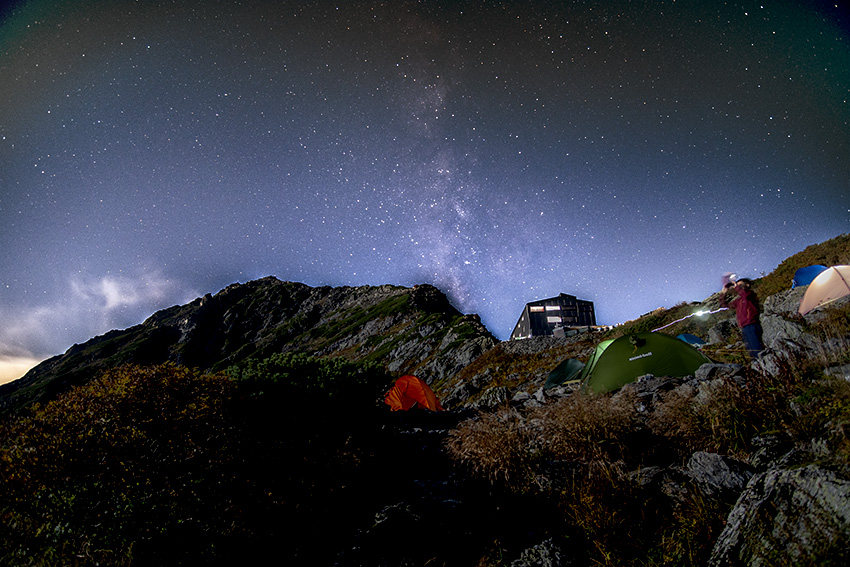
[708,465,850,567]
[760,314,819,352]
[762,286,808,318]
[758,286,820,355]
[686,451,755,503]
[508,538,572,567]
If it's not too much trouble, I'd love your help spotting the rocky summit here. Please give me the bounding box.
[0,278,496,414]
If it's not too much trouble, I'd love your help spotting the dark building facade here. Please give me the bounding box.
[510,293,596,340]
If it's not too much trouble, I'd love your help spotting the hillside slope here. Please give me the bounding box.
[0,278,496,414]
[5,234,848,416]
[0,235,848,566]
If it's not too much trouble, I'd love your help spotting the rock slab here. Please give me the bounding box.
[709,465,850,566]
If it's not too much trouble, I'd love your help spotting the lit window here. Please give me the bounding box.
[546,305,560,311]
[530,306,545,312]
[547,316,562,323]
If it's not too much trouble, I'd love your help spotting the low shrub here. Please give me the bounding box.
[649,361,850,461]
[226,351,391,406]
[0,358,400,566]
[558,459,654,564]
[0,364,241,566]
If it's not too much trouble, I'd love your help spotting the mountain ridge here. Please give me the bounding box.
[4,233,849,417]
[0,277,497,414]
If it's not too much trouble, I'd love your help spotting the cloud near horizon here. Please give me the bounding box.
[0,271,197,384]
[0,353,44,386]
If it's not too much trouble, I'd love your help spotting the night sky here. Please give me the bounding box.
[1,0,848,383]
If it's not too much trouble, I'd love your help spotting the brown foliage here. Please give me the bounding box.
[533,389,641,462]
[446,408,537,492]
[0,364,240,565]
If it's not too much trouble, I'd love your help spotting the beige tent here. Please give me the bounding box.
[798,265,850,315]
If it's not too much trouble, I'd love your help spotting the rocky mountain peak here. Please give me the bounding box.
[0,277,496,414]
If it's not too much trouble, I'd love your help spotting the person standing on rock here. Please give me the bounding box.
[720,278,764,358]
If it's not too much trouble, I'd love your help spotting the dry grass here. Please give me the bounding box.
[446,407,538,492]
[807,301,850,367]
[648,358,850,460]
[558,460,649,565]
[658,489,729,566]
[447,355,850,565]
[649,377,753,458]
[533,389,641,462]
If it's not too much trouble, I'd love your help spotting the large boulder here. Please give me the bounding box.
[509,538,572,567]
[707,318,739,345]
[762,286,808,317]
[759,314,819,353]
[686,451,754,503]
[708,465,850,566]
[694,363,745,383]
[628,453,754,512]
[614,374,686,413]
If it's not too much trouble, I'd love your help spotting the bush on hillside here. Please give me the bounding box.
[534,389,642,463]
[446,407,537,492]
[756,233,850,298]
[226,351,392,407]
[0,364,242,566]
[0,358,398,566]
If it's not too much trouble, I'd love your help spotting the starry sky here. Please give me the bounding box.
[1,0,848,383]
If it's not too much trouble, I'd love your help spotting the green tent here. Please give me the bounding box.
[580,331,712,394]
[543,358,586,390]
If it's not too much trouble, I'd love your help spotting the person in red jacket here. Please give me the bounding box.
[720,278,763,358]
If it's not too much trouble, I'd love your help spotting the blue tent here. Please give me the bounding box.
[676,333,705,347]
[792,265,828,288]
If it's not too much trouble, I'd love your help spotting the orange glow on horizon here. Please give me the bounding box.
[0,356,42,386]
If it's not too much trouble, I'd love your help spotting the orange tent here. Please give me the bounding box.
[384,375,444,411]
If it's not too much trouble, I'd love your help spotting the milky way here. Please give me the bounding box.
[1,0,848,382]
